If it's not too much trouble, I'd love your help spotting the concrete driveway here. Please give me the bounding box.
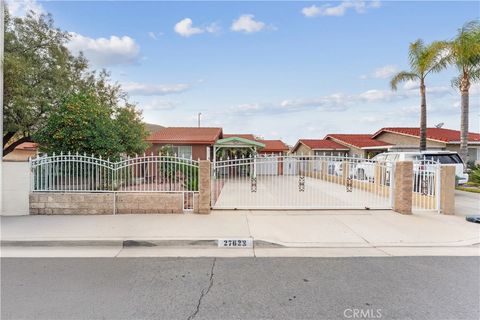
[213,176,391,209]
[455,190,479,216]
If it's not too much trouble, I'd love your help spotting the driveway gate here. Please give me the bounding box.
[211,155,394,210]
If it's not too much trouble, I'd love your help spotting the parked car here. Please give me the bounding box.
[354,151,468,184]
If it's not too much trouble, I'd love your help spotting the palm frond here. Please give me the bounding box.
[451,20,480,71]
[408,39,424,73]
[390,71,418,91]
[451,76,461,90]
[425,41,452,75]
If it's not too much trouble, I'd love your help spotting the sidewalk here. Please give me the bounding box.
[2,210,479,250]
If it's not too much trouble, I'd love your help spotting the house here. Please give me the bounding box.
[146,127,223,160]
[324,134,392,158]
[146,127,289,160]
[290,139,349,156]
[3,142,38,161]
[372,127,480,163]
[257,140,290,155]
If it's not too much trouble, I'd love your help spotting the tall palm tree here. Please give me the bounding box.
[390,40,449,151]
[445,20,480,164]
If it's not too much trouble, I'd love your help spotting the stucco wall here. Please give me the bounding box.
[374,132,446,148]
[3,150,37,162]
[293,144,313,155]
[2,161,30,216]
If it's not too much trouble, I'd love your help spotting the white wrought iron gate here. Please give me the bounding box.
[30,153,199,212]
[211,155,394,210]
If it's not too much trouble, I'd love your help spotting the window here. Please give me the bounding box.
[386,154,398,161]
[423,154,463,164]
[173,145,192,159]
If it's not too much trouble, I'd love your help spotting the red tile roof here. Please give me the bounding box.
[258,140,290,153]
[146,127,222,145]
[223,134,257,141]
[326,134,392,149]
[372,127,480,143]
[296,139,349,151]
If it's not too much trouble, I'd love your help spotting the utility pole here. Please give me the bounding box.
[0,0,4,215]
[198,112,202,127]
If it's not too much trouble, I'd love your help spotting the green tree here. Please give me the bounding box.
[444,20,480,164]
[3,8,143,157]
[115,104,149,156]
[390,40,449,151]
[34,93,123,159]
[3,9,87,155]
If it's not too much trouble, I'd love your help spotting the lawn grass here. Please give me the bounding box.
[456,186,480,194]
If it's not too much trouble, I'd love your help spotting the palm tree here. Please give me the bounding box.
[390,40,449,151]
[445,20,480,164]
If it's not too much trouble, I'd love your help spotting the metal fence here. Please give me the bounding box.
[30,153,199,193]
[211,155,394,210]
[412,159,440,212]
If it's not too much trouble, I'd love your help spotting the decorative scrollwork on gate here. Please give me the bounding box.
[299,176,305,192]
[346,177,353,192]
[421,178,428,195]
[251,177,257,193]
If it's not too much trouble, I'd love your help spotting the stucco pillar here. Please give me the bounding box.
[342,161,349,185]
[198,160,211,214]
[321,161,328,180]
[440,166,455,215]
[393,161,413,215]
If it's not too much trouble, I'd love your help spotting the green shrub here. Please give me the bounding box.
[469,165,480,184]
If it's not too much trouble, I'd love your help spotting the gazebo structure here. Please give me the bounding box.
[213,136,266,162]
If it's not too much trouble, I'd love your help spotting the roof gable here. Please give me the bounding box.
[293,139,349,152]
[372,127,480,143]
[215,137,266,148]
[325,134,392,149]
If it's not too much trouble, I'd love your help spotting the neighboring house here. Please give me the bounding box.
[3,142,38,161]
[258,140,290,155]
[146,127,223,160]
[325,134,392,158]
[372,127,480,163]
[291,139,349,156]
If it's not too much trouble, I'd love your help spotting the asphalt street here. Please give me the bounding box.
[1,257,479,320]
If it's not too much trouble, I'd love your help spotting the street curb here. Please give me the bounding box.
[0,239,282,248]
[1,238,479,248]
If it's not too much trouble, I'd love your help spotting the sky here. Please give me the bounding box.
[7,0,480,145]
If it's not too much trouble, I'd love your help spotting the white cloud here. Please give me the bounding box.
[360,64,399,79]
[148,32,163,40]
[227,83,453,117]
[357,89,397,102]
[6,0,44,17]
[141,98,180,111]
[122,82,191,96]
[471,83,480,95]
[231,14,271,33]
[302,1,381,18]
[402,80,451,96]
[174,18,219,37]
[67,32,140,67]
[403,80,418,90]
[174,18,204,37]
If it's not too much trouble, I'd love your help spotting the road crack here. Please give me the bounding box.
[187,257,216,320]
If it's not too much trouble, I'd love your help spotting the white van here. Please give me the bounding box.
[355,151,468,184]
